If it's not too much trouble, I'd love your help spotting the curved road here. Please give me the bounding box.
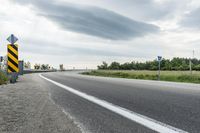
[40,71,200,133]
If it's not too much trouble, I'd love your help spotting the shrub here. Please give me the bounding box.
[0,71,8,85]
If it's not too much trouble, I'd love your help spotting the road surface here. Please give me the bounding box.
[39,71,200,133]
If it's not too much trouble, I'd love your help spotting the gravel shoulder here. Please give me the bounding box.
[0,73,82,133]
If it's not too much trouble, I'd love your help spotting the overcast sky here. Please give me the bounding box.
[1,0,200,69]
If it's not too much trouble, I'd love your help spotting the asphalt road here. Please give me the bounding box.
[40,71,200,133]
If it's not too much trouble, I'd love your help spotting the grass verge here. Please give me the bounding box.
[82,70,200,84]
[0,71,8,85]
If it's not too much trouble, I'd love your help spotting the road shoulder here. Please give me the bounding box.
[0,73,81,133]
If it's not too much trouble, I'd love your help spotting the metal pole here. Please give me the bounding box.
[189,50,194,75]
[10,72,17,83]
[193,50,195,58]
[189,59,192,75]
[158,61,161,80]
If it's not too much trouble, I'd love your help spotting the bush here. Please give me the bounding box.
[0,71,8,85]
[82,70,200,84]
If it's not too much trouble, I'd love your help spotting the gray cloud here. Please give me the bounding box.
[21,39,149,58]
[105,0,179,21]
[11,0,159,40]
[180,8,200,29]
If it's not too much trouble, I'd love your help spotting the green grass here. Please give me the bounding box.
[0,71,8,85]
[82,70,200,84]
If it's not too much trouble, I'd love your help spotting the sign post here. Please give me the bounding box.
[7,34,19,83]
[157,56,162,81]
[0,56,2,71]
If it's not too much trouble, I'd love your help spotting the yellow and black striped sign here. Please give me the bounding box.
[7,44,19,73]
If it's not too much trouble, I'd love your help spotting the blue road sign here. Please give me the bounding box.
[7,34,18,44]
[157,56,162,61]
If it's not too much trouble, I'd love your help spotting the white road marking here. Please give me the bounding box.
[39,74,188,133]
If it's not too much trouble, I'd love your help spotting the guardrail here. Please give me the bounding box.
[23,69,57,74]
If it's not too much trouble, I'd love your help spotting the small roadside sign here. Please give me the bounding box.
[157,56,162,61]
[7,44,19,73]
[6,34,19,83]
[7,34,18,44]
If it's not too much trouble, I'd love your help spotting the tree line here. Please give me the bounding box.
[34,64,52,70]
[23,62,54,70]
[97,57,200,71]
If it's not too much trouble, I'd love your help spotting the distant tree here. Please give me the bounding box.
[97,57,200,71]
[109,62,120,70]
[162,59,171,70]
[98,62,108,70]
[41,64,50,70]
[34,64,40,70]
[24,61,31,69]
[194,64,200,71]
[120,62,132,70]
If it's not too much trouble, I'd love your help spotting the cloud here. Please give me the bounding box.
[20,39,147,58]
[53,0,189,21]
[11,0,159,40]
[180,8,200,29]
[104,0,178,21]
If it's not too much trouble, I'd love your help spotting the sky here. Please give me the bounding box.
[1,0,200,69]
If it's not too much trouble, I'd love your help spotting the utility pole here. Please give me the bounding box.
[193,50,195,58]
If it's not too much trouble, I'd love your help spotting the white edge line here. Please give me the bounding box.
[39,74,188,133]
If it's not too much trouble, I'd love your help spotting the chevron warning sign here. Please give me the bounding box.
[7,44,19,73]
